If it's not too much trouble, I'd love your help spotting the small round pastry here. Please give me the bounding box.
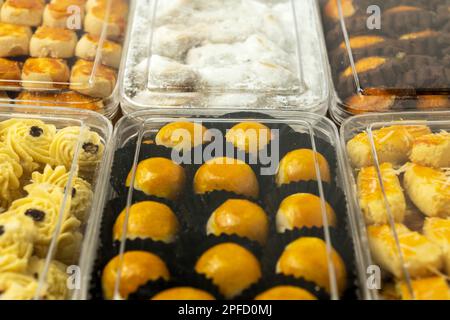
[0,213,36,273]
[86,0,128,13]
[27,256,68,300]
[30,26,77,58]
[26,165,93,221]
[194,157,259,199]
[417,95,450,110]
[155,121,209,151]
[254,286,317,300]
[102,251,170,300]
[344,94,395,114]
[0,118,56,172]
[84,0,128,40]
[43,0,86,29]
[126,158,186,201]
[0,272,38,300]
[151,287,215,300]
[0,22,32,57]
[324,0,356,22]
[113,201,180,243]
[75,34,122,69]
[0,141,23,209]
[9,187,81,259]
[276,149,331,186]
[16,90,103,111]
[206,199,269,245]
[49,126,105,175]
[22,58,70,90]
[0,58,21,87]
[225,122,272,153]
[276,193,337,233]
[195,242,262,299]
[276,237,347,294]
[0,0,45,27]
[69,59,117,98]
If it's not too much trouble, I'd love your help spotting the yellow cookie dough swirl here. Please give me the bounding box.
[0,214,36,273]
[27,165,93,221]
[8,187,81,259]
[27,257,69,300]
[0,142,23,209]
[0,119,56,172]
[50,126,104,176]
[0,273,38,300]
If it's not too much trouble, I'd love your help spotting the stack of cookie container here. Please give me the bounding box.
[319,0,450,124]
[0,106,112,300]
[341,111,450,300]
[0,0,133,119]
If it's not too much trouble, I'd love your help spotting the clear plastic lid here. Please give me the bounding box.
[341,111,450,300]
[84,110,359,300]
[120,0,330,115]
[320,0,450,123]
[0,105,112,300]
[0,0,132,119]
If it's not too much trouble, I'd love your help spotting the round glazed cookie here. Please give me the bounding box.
[0,22,32,57]
[254,286,317,300]
[225,122,272,153]
[84,0,128,39]
[69,59,117,98]
[0,0,45,27]
[276,149,331,186]
[126,158,186,201]
[194,157,259,199]
[113,201,180,243]
[30,26,77,58]
[0,58,21,87]
[195,242,262,299]
[151,287,215,300]
[102,251,170,300]
[21,58,70,90]
[276,193,337,233]
[276,237,347,294]
[49,126,105,174]
[206,199,269,245]
[43,0,86,29]
[27,256,68,300]
[155,121,209,151]
[0,214,36,273]
[16,90,103,111]
[75,34,122,69]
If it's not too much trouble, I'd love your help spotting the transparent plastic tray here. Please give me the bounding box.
[320,0,450,124]
[0,0,133,119]
[82,109,363,300]
[341,111,450,300]
[0,105,112,300]
[119,0,330,115]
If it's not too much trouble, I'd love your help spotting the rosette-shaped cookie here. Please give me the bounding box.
[0,272,38,300]
[27,257,69,300]
[8,187,81,261]
[49,126,104,176]
[0,119,56,172]
[0,142,23,209]
[0,213,36,273]
[27,165,93,221]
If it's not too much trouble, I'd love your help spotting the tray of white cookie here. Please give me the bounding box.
[0,105,113,300]
[340,111,450,300]
[0,0,132,119]
[120,0,330,115]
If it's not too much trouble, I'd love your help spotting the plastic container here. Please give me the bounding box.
[0,0,133,119]
[341,111,450,300]
[0,105,113,300]
[82,109,363,300]
[119,0,330,115]
[319,0,450,124]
